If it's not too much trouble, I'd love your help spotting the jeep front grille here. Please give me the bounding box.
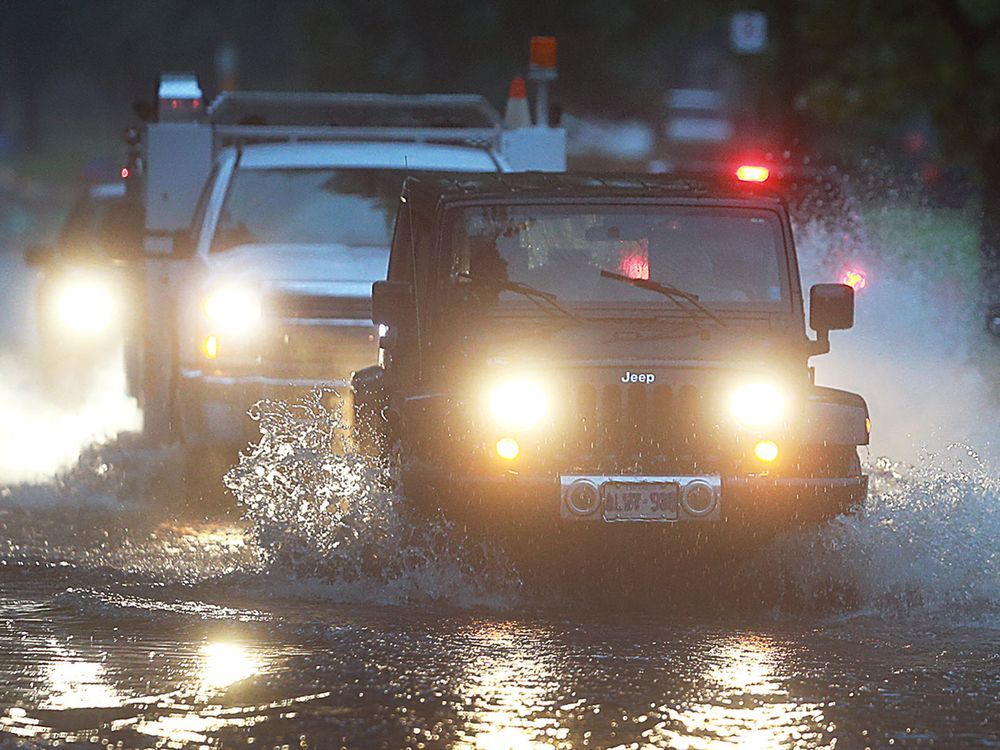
[563,381,721,474]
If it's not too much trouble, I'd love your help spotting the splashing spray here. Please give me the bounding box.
[225,390,520,607]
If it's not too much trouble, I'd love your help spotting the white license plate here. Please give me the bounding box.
[602,482,679,522]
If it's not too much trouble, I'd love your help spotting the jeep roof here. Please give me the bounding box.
[399,172,787,208]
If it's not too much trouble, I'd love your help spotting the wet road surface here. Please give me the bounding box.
[0,491,997,750]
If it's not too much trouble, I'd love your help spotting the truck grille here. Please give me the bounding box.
[259,323,377,379]
[266,293,371,320]
[561,381,721,474]
[256,292,377,379]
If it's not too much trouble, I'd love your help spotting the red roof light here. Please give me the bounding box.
[736,165,769,183]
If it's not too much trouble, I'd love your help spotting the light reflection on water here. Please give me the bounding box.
[455,624,563,750]
[450,627,833,750]
[655,635,831,750]
[42,653,123,710]
[198,641,263,693]
[130,640,269,744]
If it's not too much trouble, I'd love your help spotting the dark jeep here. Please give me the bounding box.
[353,173,869,536]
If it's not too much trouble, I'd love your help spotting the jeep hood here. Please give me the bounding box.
[480,317,806,370]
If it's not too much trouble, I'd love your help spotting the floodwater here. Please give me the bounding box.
[2,193,999,749]
[1,417,997,749]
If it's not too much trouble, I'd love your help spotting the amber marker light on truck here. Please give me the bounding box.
[201,335,219,360]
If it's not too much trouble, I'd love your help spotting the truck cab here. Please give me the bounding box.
[175,141,503,450]
[135,74,567,497]
[356,173,869,537]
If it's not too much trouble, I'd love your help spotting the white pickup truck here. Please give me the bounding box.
[136,74,566,497]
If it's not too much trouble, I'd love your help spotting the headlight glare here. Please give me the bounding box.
[51,275,118,335]
[487,377,549,430]
[729,382,786,429]
[202,288,261,333]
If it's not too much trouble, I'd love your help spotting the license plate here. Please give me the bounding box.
[602,481,679,522]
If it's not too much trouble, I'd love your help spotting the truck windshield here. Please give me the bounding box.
[210,168,405,252]
[449,204,787,307]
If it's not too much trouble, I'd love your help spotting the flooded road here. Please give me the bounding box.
[1,453,998,750]
[1,194,998,748]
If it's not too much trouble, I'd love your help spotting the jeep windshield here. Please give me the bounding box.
[211,168,406,252]
[447,204,789,311]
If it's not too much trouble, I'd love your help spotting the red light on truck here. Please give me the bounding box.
[736,165,769,183]
[841,268,868,291]
[120,167,130,179]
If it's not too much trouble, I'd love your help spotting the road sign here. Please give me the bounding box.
[730,11,768,54]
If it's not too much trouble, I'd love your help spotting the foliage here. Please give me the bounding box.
[794,0,1000,167]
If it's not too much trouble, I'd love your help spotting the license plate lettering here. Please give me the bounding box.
[602,482,679,522]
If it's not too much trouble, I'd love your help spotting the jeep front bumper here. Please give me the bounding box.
[404,463,867,531]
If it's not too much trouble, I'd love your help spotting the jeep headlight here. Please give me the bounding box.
[487,377,549,430]
[50,274,119,336]
[729,382,786,429]
[202,287,261,333]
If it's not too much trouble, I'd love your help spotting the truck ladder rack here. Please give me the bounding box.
[208,91,502,129]
[212,124,501,149]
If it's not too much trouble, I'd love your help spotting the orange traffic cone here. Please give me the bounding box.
[504,75,532,129]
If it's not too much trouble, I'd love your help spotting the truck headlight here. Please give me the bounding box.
[487,377,549,430]
[729,382,786,429]
[51,275,119,335]
[202,288,261,333]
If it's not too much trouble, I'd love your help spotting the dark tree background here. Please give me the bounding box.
[1,0,998,284]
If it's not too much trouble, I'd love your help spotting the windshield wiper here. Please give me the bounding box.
[599,269,726,327]
[457,272,584,323]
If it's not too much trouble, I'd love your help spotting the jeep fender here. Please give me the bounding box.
[802,386,869,446]
[351,365,389,447]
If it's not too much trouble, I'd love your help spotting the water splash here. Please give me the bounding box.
[793,177,997,464]
[759,445,999,618]
[0,432,177,512]
[766,173,999,619]
[225,390,520,608]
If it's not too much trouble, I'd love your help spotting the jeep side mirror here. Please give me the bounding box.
[810,283,854,333]
[371,280,414,326]
[809,283,854,356]
[24,243,54,267]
